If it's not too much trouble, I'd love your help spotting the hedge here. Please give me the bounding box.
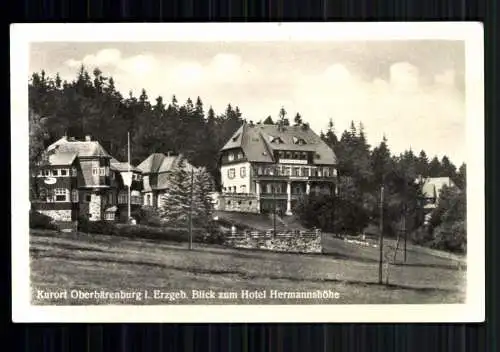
[77,218,224,245]
[29,210,59,230]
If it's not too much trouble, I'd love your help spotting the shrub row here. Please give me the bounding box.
[29,210,59,230]
[76,217,224,245]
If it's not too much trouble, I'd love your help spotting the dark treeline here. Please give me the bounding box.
[29,66,465,191]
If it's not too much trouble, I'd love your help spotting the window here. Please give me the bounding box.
[278,151,284,159]
[111,171,115,180]
[294,152,299,159]
[240,185,246,193]
[240,167,246,178]
[60,169,68,176]
[228,153,234,162]
[105,212,115,221]
[292,167,299,176]
[118,193,128,204]
[286,152,292,159]
[85,193,92,203]
[108,193,114,204]
[54,188,69,202]
[44,169,50,176]
[99,167,106,176]
[237,152,243,159]
[44,189,54,203]
[72,167,77,177]
[51,169,58,176]
[146,194,152,206]
[301,167,308,177]
[92,168,98,176]
[71,189,79,203]
[105,167,110,176]
[228,168,235,179]
[258,167,263,175]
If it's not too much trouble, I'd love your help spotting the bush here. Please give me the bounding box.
[115,224,224,245]
[77,217,119,236]
[76,215,225,245]
[131,206,163,227]
[432,220,466,254]
[410,226,433,246]
[29,210,59,230]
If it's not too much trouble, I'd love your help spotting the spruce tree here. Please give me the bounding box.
[159,158,191,226]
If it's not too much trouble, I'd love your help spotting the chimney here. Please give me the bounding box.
[85,135,92,141]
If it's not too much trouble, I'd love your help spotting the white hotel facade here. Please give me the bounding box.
[216,122,338,215]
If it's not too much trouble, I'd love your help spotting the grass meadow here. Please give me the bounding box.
[29,229,466,305]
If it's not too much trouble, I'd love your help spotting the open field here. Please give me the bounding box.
[29,229,466,305]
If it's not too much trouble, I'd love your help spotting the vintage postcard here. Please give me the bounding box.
[11,22,484,322]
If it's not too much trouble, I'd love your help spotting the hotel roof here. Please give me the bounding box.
[220,123,337,165]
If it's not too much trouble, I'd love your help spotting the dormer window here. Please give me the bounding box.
[237,152,243,159]
[228,152,234,162]
[293,136,307,145]
[269,135,284,144]
[232,133,240,142]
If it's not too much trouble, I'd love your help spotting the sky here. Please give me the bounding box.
[29,40,466,165]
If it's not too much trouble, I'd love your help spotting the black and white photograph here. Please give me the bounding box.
[11,23,484,322]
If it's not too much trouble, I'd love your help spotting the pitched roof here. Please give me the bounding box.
[421,177,456,198]
[48,152,77,166]
[220,123,337,165]
[110,158,141,173]
[47,137,112,158]
[137,153,197,190]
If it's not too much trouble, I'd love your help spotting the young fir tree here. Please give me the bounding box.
[193,167,215,226]
[159,157,192,226]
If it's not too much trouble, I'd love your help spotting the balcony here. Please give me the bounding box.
[253,165,337,179]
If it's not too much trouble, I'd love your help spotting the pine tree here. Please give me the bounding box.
[417,150,429,177]
[29,109,50,200]
[159,158,191,225]
[440,156,457,178]
[278,106,290,127]
[428,156,442,177]
[193,167,215,226]
[455,163,466,190]
[371,135,392,186]
[263,116,274,125]
[324,118,338,148]
[293,112,303,126]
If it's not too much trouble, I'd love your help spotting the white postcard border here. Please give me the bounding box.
[11,22,485,323]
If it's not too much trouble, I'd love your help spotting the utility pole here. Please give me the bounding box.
[272,165,277,236]
[188,167,194,250]
[403,203,407,262]
[127,131,131,222]
[378,185,384,284]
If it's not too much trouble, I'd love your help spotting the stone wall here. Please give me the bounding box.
[89,193,102,221]
[224,230,322,254]
[38,209,72,222]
